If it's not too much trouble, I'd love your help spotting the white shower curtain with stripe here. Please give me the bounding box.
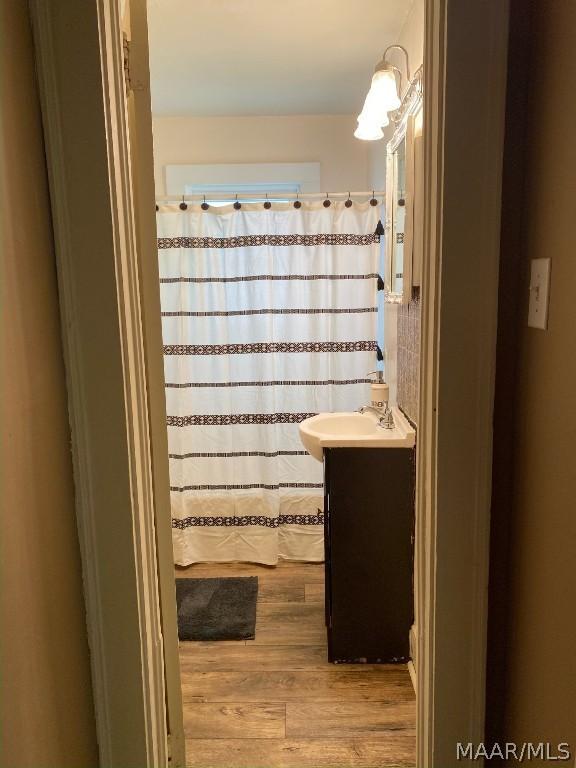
[157,201,380,565]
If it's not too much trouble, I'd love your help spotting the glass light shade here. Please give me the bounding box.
[356,81,391,129]
[353,61,400,141]
[354,121,384,141]
[369,68,401,112]
[357,103,390,129]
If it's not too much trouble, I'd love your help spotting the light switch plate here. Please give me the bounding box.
[528,257,551,330]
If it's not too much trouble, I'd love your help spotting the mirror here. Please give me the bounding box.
[391,137,406,297]
[384,70,423,304]
[385,116,415,303]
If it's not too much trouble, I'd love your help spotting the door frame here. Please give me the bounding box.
[28,0,509,765]
[29,0,184,765]
[123,0,186,762]
[415,1,509,765]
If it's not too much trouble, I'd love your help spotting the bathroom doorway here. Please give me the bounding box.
[31,0,510,765]
[148,2,421,765]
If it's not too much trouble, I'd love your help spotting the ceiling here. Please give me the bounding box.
[147,0,412,117]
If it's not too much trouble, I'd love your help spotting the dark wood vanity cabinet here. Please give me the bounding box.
[323,447,415,663]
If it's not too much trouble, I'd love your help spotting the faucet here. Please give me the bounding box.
[359,371,395,429]
[359,403,395,429]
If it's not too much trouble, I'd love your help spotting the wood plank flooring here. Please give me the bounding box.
[176,561,416,767]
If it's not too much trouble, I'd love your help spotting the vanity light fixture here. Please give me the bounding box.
[354,44,411,141]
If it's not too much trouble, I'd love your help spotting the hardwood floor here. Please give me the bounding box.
[176,561,416,767]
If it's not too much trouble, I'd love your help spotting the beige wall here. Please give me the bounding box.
[488,0,576,760]
[0,2,98,766]
[505,0,576,754]
[152,114,370,195]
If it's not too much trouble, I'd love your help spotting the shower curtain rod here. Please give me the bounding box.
[156,190,386,203]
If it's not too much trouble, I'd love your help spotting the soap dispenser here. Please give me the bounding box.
[366,370,389,411]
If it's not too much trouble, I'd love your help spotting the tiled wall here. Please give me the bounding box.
[397,290,421,425]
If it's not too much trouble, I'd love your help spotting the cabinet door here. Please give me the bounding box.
[326,448,414,662]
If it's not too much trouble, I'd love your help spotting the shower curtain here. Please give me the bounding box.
[157,201,380,565]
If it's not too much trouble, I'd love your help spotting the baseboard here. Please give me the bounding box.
[408,660,417,693]
[409,623,417,667]
[408,623,417,693]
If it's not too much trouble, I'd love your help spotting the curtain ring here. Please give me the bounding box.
[370,190,378,207]
[201,194,209,211]
[264,193,271,210]
[234,193,241,210]
[179,195,188,211]
[294,192,301,209]
[345,191,353,208]
[323,192,331,208]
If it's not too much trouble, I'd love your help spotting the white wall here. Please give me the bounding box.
[152,114,370,196]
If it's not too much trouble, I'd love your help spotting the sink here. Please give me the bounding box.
[299,408,415,462]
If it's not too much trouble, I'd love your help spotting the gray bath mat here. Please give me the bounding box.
[175,576,258,641]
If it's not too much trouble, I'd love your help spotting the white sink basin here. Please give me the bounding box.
[299,408,415,462]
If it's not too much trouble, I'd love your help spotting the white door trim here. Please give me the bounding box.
[126,0,186,763]
[29,1,172,765]
[416,1,509,765]
[28,0,510,765]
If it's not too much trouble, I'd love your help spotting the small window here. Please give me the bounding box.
[184,182,300,206]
